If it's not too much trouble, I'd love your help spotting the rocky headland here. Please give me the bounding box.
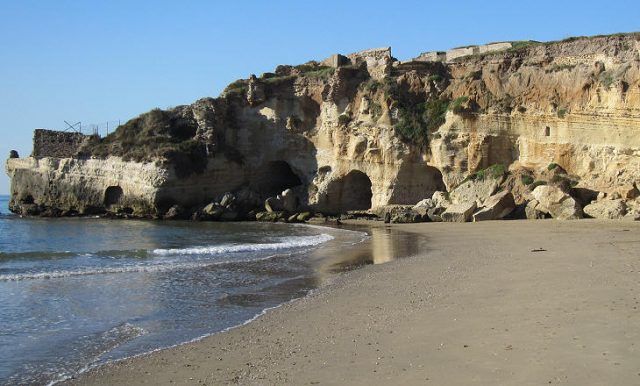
[6,33,640,222]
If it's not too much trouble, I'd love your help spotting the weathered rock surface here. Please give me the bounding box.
[583,199,627,219]
[6,33,640,219]
[380,205,423,223]
[472,191,515,221]
[525,200,548,220]
[531,185,583,220]
[449,174,502,206]
[441,202,477,222]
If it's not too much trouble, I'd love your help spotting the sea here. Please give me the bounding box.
[0,194,373,385]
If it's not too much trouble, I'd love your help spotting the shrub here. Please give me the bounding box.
[303,67,335,80]
[557,108,567,118]
[224,80,248,95]
[547,163,559,171]
[361,78,382,93]
[263,75,296,85]
[337,114,352,126]
[599,71,615,89]
[369,101,382,120]
[509,41,541,52]
[449,96,469,114]
[521,175,534,185]
[463,164,507,183]
[394,98,450,144]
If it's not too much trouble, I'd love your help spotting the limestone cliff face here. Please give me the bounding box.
[6,33,640,217]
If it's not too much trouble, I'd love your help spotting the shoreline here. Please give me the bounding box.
[56,221,416,384]
[69,219,640,385]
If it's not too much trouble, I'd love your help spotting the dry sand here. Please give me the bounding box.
[68,220,640,385]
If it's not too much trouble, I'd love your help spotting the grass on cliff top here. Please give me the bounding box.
[86,108,208,178]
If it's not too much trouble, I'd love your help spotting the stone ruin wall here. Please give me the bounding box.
[32,129,90,158]
[414,42,513,63]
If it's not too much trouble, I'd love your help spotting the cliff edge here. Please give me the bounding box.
[6,33,640,220]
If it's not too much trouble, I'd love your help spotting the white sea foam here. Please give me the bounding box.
[151,233,334,256]
[0,234,334,281]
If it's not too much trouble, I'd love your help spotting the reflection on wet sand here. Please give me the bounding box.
[314,224,430,275]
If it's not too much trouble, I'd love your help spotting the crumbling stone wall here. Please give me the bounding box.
[32,129,89,158]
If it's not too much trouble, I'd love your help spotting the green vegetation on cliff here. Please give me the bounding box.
[85,108,208,178]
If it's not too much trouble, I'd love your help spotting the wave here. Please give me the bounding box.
[0,234,334,281]
[152,234,334,256]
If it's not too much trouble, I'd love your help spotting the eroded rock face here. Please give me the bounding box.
[449,176,501,206]
[531,185,583,220]
[583,199,627,219]
[473,191,516,221]
[525,200,548,220]
[441,201,477,222]
[6,33,640,218]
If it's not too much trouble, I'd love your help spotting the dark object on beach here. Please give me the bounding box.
[384,212,391,223]
[531,248,547,252]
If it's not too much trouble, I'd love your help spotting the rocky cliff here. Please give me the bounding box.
[6,33,640,220]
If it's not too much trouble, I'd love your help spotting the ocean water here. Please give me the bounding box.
[0,195,368,385]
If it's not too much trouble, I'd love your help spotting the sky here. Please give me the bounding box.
[1,0,639,194]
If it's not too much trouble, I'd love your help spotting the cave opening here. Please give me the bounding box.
[104,186,123,207]
[256,161,302,198]
[326,170,373,213]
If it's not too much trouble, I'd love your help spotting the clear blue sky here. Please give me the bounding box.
[1,0,638,194]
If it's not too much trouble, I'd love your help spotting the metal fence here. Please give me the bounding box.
[61,120,123,138]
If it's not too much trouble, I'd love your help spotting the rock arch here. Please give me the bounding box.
[104,186,123,207]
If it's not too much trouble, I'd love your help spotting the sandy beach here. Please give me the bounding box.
[68,219,640,385]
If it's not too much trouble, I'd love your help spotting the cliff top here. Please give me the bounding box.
[27,31,640,177]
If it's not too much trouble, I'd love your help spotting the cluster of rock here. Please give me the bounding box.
[158,188,314,223]
[6,33,640,222]
[376,163,640,224]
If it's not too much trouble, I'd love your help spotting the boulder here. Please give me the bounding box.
[412,198,434,217]
[265,189,298,213]
[219,192,236,208]
[531,185,583,220]
[296,212,312,222]
[472,191,516,221]
[288,213,300,223]
[164,205,187,220]
[264,197,282,213]
[441,201,477,223]
[380,205,423,223]
[431,191,450,209]
[203,203,225,219]
[449,173,501,206]
[9,150,19,159]
[616,184,639,200]
[525,200,547,220]
[427,207,444,222]
[256,211,280,222]
[281,189,298,213]
[583,199,627,219]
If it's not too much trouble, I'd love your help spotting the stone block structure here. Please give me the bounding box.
[413,42,513,63]
[32,129,90,158]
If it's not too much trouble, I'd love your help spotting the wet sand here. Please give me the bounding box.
[68,220,640,385]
